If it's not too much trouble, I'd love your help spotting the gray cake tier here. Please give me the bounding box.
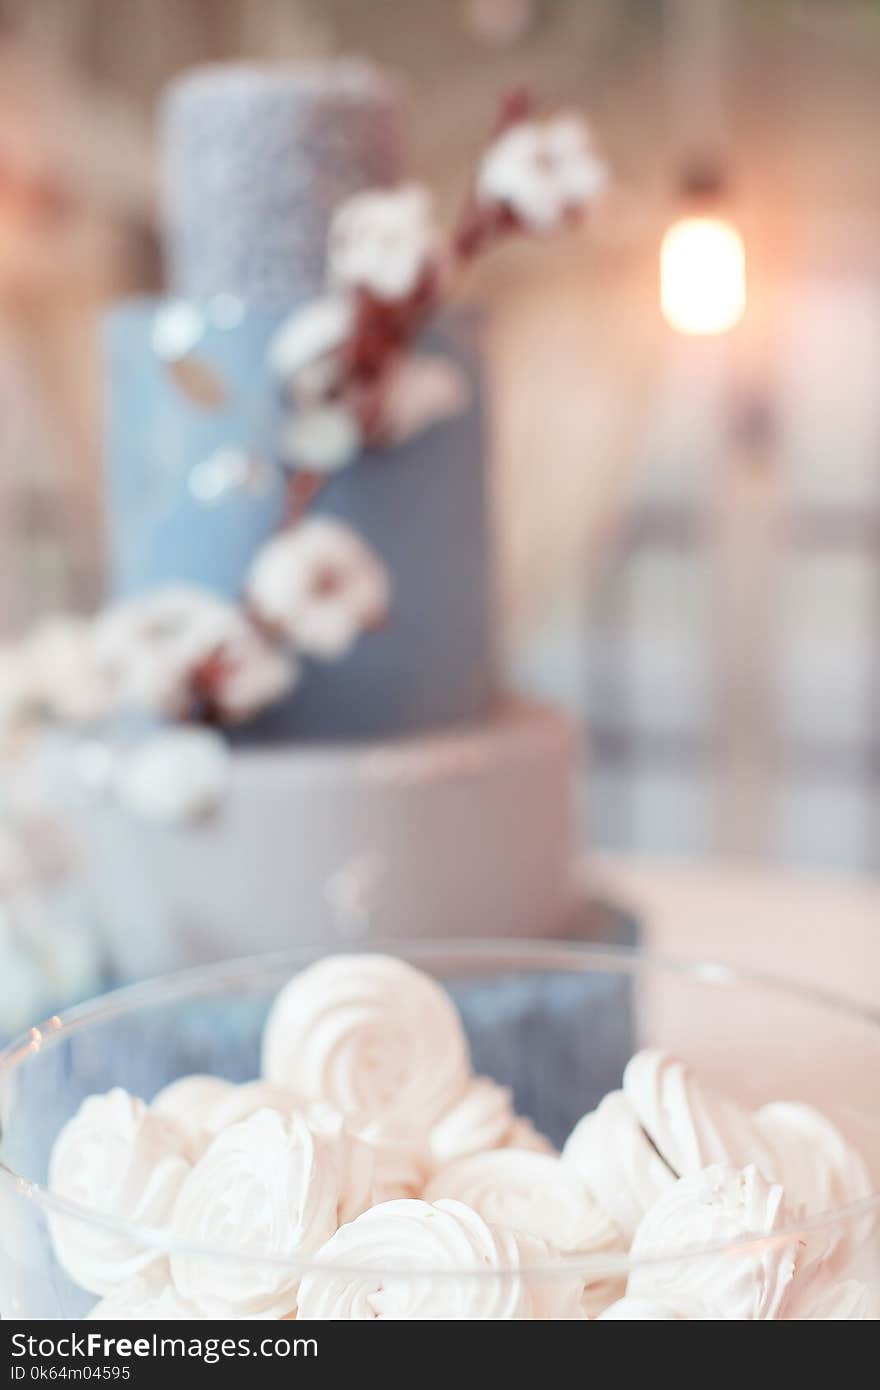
[161,62,404,304]
[103,299,494,740]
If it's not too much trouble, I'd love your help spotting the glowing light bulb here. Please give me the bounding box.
[660,215,746,335]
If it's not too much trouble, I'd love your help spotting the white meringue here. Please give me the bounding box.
[304,1103,379,1225]
[505,1114,556,1155]
[424,1147,622,1315]
[87,1271,203,1320]
[785,1276,880,1321]
[201,1080,302,1134]
[623,1049,775,1178]
[151,1075,237,1150]
[161,1081,378,1227]
[428,1076,519,1168]
[48,1089,190,1295]
[598,1296,693,1320]
[424,1148,618,1261]
[261,954,470,1138]
[628,1164,802,1319]
[296,1198,582,1320]
[356,1121,427,1205]
[562,1090,676,1242]
[169,1109,340,1319]
[754,1102,872,1216]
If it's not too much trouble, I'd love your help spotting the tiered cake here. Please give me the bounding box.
[86,63,579,978]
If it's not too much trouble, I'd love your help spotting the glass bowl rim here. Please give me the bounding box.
[1,937,878,1282]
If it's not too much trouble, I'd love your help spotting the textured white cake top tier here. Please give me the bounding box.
[161,61,404,303]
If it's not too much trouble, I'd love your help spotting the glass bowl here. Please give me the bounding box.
[0,940,877,1320]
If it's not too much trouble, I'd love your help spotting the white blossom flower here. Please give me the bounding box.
[0,644,34,747]
[92,586,295,723]
[477,115,606,231]
[328,184,437,302]
[23,616,108,724]
[278,402,362,474]
[114,728,231,824]
[268,295,354,384]
[48,1089,191,1295]
[206,614,297,721]
[247,518,391,661]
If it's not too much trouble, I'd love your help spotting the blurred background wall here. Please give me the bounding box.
[1,0,879,871]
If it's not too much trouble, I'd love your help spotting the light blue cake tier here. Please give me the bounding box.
[103,299,495,740]
[161,62,403,303]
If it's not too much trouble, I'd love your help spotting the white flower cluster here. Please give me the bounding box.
[246,517,390,661]
[269,184,451,475]
[47,957,877,1321]
[0,811,101,1034]
[476,114,607,233]
[0,519,390,810]
[268,102,604,476]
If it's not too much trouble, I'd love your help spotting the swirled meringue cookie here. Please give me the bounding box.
[785,1276,880,1321]
[169,1108,341,1318]
[151,1075,237,1150]
[357,1121,427,1204]
[505,1114,555,1154]
[623,1050,775,1178]
[598,1297,692,1320]
[423,1148,622,1314]
[424,1149,618,1259]
[153,1077,305,1159]
[305,1103,379,1224]
[261,954,470,1135]
[753,1102,872,1217]
[296,1198,584,1320]
[202,1080,302,1133]
[562,1091,675,1242]
[628,1164,802,1319]
[48,1088,190,1295]
[87,1272,203,1320]
[428,1076,553,1169]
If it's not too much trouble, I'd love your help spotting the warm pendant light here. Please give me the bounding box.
[660,164,746,336]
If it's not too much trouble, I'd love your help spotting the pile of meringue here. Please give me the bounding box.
[47,954,878,1320]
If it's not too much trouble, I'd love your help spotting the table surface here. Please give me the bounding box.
[589,854,880,1010]
[587,857,879,1157]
